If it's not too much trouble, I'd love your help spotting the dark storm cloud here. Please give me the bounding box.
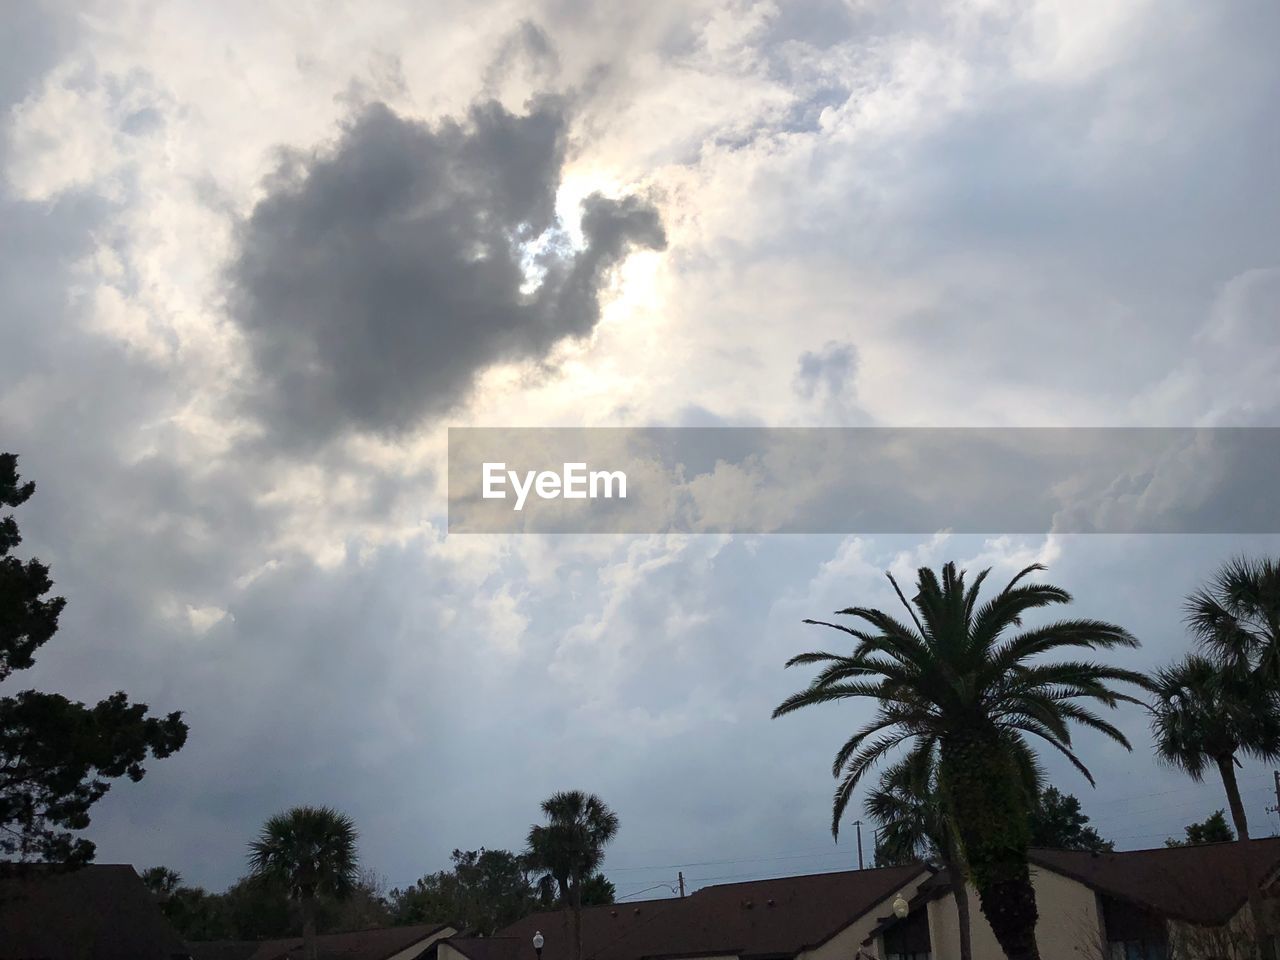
[229,98,666,446]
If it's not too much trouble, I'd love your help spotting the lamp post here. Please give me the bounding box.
[891,895,909,920]
[533,932,544,960]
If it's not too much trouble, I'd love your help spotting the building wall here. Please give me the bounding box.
[802,869,935,960]
[902,867,1101,960]
[436,938,472,960]
[1167,908,1259,960]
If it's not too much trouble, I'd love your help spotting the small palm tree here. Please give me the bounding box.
[140,866,183,900]
[1150,654,1280,955]
[867,741,1043,960]
[1187,557,1280,679]
[774,562,1146,960]
[526,791,619,960]
[248,806,359,960]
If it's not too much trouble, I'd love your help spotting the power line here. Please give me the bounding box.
[615,882,679,901]
[606,774,1280,892]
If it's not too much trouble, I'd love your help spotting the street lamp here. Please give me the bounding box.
[533,932,544,959]
[891,895,909,919]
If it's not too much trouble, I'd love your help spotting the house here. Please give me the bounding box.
[187,922,457,960]
[863,838,1280,960]
[438,862,936,960]
[0,862,193,960]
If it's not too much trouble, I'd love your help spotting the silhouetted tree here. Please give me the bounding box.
[0,453,187,863]
[1166,810,1235,847]
[1028,787,1113,853]
[526,791,620,960]
[1151,654,1279,955]
[579,872,615,906]
[390,849,537,934]
[775,562,1147,960]
[249,806,359,960]
[867,742,1041,960]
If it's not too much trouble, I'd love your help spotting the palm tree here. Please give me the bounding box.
[1184,556,1280,958]
[1150,654,1280,956]
[867,741,1043,960]
[1187,557,1280,680]
[526,791,619,960]
[140,865,183,901]
[773,562,1146,960]
[248,805,359,960]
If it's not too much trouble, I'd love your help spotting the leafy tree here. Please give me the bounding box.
[579,872,615,906]
[0,453,187,863]
[317,867,390,932]
[216,874,293,939]
[774,562,1146,960]
[1028,787,1113,853]
[390,848,538,934]
[249,806,360,960]
[160,870,386,942]
[1166,810,1235,847]
[1150,653,1279,954]
[163,884,229,940]
[526,791,620,960]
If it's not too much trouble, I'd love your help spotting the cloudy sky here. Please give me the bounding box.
[3,0,1279,897]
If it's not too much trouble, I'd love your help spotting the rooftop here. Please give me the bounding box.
[491,863,932,960]
[0,863,193,960]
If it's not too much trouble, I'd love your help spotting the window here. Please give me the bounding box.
[883,907,931,960]
[1108,940,1167,960]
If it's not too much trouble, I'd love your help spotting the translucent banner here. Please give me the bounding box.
[447,427,1280,534]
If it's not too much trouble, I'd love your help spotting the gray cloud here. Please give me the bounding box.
[229,98,666,447]
[792,341,857,403]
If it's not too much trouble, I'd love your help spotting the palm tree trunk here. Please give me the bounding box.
[303,896,318,960]
[571,879,584,960]
[943,853,974,960]
[1218,754,1273,960]
[941,730,1040,960]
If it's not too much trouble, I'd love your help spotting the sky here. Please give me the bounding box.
[2,0,1279,898]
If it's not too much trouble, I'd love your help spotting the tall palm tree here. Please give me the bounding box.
[248,805,359,960]
[1150,654,1280,956]
[1184,556,1280,958]
[526,791,619,960]
[866,741,1044,960]
[773,562,1146,960]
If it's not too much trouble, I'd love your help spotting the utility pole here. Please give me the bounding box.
[678,872,685,898]
[854,820,864,870]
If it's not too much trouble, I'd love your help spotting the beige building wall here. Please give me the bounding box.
[893,867,1100,960]
[435,936,473,960]
[801,869,935,960]
[1167,908,1258,960]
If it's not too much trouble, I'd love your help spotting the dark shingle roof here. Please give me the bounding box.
[189,923,453,960]
[186,926,453,960]
[1031,838,1280,926]
[0,863,193,960]
[493,864,932,960]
